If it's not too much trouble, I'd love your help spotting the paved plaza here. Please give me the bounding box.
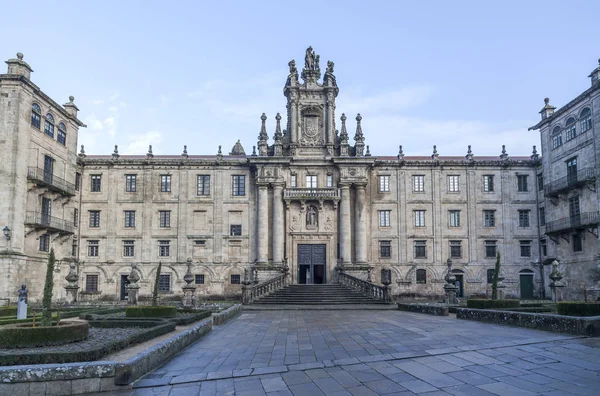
[100,310,600,395]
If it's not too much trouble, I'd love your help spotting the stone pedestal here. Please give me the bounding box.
[444,258,459,304]
[549,260,565,303]
[182,286,196,307]
[65,286,79,305]
[127,284,140,305]
[17,300,27,320]
[64,262,79,304]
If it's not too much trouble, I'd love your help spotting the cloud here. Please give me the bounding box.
[109,92,120,101]
[160,95,172,108]
[84,114,104,130]
[125,131,163,154]
[108,106,118,112]
[92,99,104,105]
[104,117,116,127]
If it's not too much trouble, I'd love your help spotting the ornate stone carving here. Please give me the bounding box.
[290,215,300,231]
[300,106,323,146]
[324,216,333,231]
[306,205,318,228]
[286,60,298,86]
[324,61,336,86]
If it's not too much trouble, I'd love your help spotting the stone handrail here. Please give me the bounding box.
[283,188,341,200]
[242,272,288,304]
[338,271,390,303]
[25,211,75,234]
[545,211,600,234]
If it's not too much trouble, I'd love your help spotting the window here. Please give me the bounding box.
[517,175,528,192]
[537,173,544,191]
[449,210,460,227]
[290,175,297,188]
[158,274,171,292]
[326,174,333,187]
[569,196,581,218]
[565,117,577,141]
[88,240,99,257]
[566,157,578,185]
[580,108,592,133]
[379,210,391,227]
[160,175,171,192]
[520,240,532,257]
[487,269,495,284]
[485,240,497,258]
[195,274,205,284]
[91,175,102,192]
[414,240,426,258]
[231,274,241,284]
[89,210,100,228]
[518,210,530,227]
[306,175,317,188]
[123,240,135,257]
[483,175,494,192]
[124,211,136,228]
[72,241,78,256]
[75,172,81,191]
[195,240,206,246]
[159,210,171,228]
[232,175,246,196]
[573,234,583,252]
[539,207,545,227]
[159,240,170,257]
[551,126,563,149]
[125,175,137,192]
[74,208,78,227]
[31,103,41,129]
[57,122,67,145]
[197,175,210,195]
[540,238,547,256]
[484,210,495,227]
[379,175,390,192]
[85,274,99,292]
[448,175,460,192]
[230,224,242,236]
[414,210,425,227]
[450,240,462,258]
[39,233,50,252]
[379,240,391,258]
[44,113,55,138]
[413,175,424,192]
[416,269,426,284]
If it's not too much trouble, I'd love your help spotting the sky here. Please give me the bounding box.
[1,0,599,157]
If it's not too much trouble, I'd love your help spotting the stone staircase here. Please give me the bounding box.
[252,284,390,305]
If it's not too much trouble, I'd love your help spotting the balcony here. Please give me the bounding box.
[27,167,76,196]
[545,211,600,235]
[25,211,75,234]
[283,188,341,200]
[544,167,597,198]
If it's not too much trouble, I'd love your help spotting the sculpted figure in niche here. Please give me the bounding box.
[307,205,318,227]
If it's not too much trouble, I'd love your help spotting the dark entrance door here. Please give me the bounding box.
[520,272,534,299]
[298,244,326,284]
[120,274,130,301]
[452,270,464,297]
[43,155,54,184]
[41,197,51,226]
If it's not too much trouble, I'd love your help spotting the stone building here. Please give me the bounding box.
[0,49,597,303]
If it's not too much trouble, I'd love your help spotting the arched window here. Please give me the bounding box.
[580,108,592,132]
[565,117,576,141]
[416,269,426,284]
[551,126,562,149]
[57,122,67,145]
[44,113,55,138]
[31,103,41,129]
[487,269,496,284]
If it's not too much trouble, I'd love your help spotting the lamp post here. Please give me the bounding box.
[2,226,10,240]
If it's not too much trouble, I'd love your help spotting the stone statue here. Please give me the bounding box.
[324,61,336,86]
[287,60,298,85]
[305,46,314,70]
[17,285,28,320]
[315,55,320,71]
[307,206,318,226]
[18,284,28,304]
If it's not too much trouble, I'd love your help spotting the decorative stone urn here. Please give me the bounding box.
[127,263,141,305]
[549,260,565,302]
[443,258,459,304]
[64,262,79,304]
[182,258,196,307]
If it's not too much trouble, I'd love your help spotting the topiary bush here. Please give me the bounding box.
[557,302,600,317]
[466,299,520,309]
[126,306,177,318]
[0,321,89,348]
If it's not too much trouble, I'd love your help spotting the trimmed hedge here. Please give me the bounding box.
[0,321,89,348]
[557,302,600,317]
[126,306,177,318]
[466,299,520,309]
[0,307,17,317]
[0,308,109,326]
[172,310,211,325]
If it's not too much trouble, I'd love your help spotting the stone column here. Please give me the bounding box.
[339,184,352,265]
[355,184,367,264]
[272,184,284,265]
[257,185,269,264]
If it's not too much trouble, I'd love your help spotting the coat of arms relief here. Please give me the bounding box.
[300,106,323,146]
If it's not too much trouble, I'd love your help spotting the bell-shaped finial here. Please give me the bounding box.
[365,145,371,156]
[112,144,119,160]
[530,145,539,162]
[146,145,154,159]
[466,145,474,161]
[500,145,509,161]
[397,145,404,161]
[431,145,439,161]
[182,145,188,158]
[339,113,349,143]
[79,144,86,157]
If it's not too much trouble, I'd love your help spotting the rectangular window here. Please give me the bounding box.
[75,172,81,191]
[484,210,495,227]
[449,210,461,227]
[57,128,66,145]
[85,274,99,292]
[414,210,425,227]
[158,274,171,292]
[539,207,545,227]
[91,175,102,192]
[581,112,592,132]
[290,175,297,188]
[124,211,136,228]
[159,210,171,228]
[416,269,427,284]
[379,175,390,192]
[413,175,424,192]
[485,240,497,258]
[195,274,205,284]
[197,175,210,196]
[39,233,50,252]
[160,175,171,192]
[566,124,577,141]
[450,240,462,258]
[74,208,78,227]
[540,238,547,256]
[123,240,135,257]
[379,210,391,227]
[72,241,78,256]
[566,157,578,185]
[326,174,333,187]
[414,240,427,258]
[517,175,528,192]
[88,240,99,257]
[380,240,391,258]
[518,210,530,227]
[89,210,100,228]
[230,224,242,236]
[569,196,581,218]
[448,175,460,192]
[231,274,241,284]
[537,173,544,191]
[232,175,246,196]
[195,240,206,246]
[306,175,317,188]
[573,234,583,252]
[159,240,170,257]
[520,240,532,257]
[125,174,137,192]
[483,175,494,192]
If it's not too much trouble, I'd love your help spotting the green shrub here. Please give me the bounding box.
[466,299,520,309]
[557,302,600,317]
[126,306,177,318]
[172,310,211,325]
[0,307,17,317]
[0,321,89,348]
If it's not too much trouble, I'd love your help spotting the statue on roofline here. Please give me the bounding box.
[324,60,336,86]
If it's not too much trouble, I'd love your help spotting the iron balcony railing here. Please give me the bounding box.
[25,211,75,234]
[27,167,76,196]
[545,211,600,234]
[283,188,341,200]
[544,167,597,197]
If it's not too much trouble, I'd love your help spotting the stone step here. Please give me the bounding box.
[252,284,388,305]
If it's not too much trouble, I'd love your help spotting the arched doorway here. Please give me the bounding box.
[520,269,535,299]
[452,269,464,297]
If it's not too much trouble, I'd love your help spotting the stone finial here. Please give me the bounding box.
[146,145,154,159]
[397,145,405,162]
[258,113,268,142]
[431,145,439,161]
[466,145,474,161]
[530,145,539,162]
[16,52,23,60]
[183,258,194,286]
[69,95,74,103]
[79,144,86,158]
[230,139,246,155]
[112,145,119,160]
[500,145,508,161]
[217,145,223,161]
[339,113,349,143]
[365,145,371,156]
[539,97,556,120]
[274,113,283,141]
[353,113,364,142]
[252,146,257,156]
[182,145,188,158]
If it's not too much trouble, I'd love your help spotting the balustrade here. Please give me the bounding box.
[338,271,390,303]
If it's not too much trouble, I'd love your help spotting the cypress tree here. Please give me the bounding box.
[41,248,56,326]
[152,261,162,306]
[491,252,501,300]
